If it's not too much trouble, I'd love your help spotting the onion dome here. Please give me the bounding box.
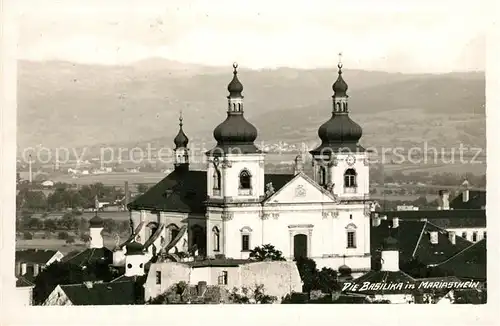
[332,62,348,97]
[209,63,259,155]
[338,264,352,276]
[89,215,104,228]
[227,62,244,97]
[383,236,399,251]
[173,113,189,149]
[125,241,144,255]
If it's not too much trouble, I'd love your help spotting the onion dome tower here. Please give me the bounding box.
[125,241,145,276]
[173,111,190,170]
[208,63,259,155]
[310,54,364,156]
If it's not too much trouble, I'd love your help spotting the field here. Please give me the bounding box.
[51,172,167,187]
[16,236,119,254]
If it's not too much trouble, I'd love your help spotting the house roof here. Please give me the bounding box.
[60,281,139,305]
[372,209,486,228]
[61,247,113,267]
[110,274,147,285]
[433,239,486,281]
[348,270,415,294]
[16,249,60,264]
[450,190,486,210]
[371,220,473,267]
[128,168,294,213]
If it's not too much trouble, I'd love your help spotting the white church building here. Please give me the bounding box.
[123,61,373,277]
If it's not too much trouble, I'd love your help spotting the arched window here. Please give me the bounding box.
[318,166,326,185]
[461,231,467,239]
[239,170,252,189]
[344,169,357,188]
[213,168,221,190]
[213,226,220,252]
[345,224,357,248]
[166,224,180,244]
[240,226,252,252]
[472,231,478,242]
[336,102,341,111]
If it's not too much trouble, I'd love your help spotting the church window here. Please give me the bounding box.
[242,235,250,251]
[318,166,326,185]
[346,223,357,248]
[462,232,467,239]
[472,231,478,242]
[213,226,220,252]
[239,169,252,189]
[336,102,341,111]
[483,231,486,239]
[156,271,161,285]
[213,168,221,190]
[344,169,357,188]
[167,224,180,243]
[349,214,353,220]
[347,231,356,248]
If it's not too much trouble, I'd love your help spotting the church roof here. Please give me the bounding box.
[61,247,113,267]
[450,190,486,210]
[371,209,486,228]
[128,170,294,214]
[371,220,472,269]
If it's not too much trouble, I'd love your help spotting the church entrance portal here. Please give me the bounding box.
[293,234,308,259]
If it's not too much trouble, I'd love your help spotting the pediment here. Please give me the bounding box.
[264,173,336,204]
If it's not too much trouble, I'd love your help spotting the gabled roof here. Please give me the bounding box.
[60,281,139,305]
[263,172,335,204]
[128,168,294,213]
[450,190,486,210]
[62,247,113,267]
[16,249,60,264]
[371,220,473,267]
[433,239,486,281]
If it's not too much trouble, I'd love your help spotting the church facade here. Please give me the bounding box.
[125,61,373,276]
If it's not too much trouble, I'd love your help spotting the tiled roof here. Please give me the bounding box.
[60,281,140,305]
[16,249,59,264]
[450,190,486,210]
[372,209,486,228]
[433,239,486,281]
[62,247,113,267]
[371,220,473,268]
[110,274,147,285]
[128,169,294,213]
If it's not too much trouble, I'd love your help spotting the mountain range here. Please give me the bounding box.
[18,59,485,157]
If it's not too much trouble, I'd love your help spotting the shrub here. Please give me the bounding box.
[58,231,69,240]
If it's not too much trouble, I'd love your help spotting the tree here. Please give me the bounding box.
[316,268,340,294]
[228,284,277,304]
[23,231,33,240]
[80,233,91,243]
[249,244,286,261]
[65,236,76,244]
[58,231,69,240]
[295,257,318,294]
[43,219,57,232]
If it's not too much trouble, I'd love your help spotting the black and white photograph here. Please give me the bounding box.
[0,0,497,322]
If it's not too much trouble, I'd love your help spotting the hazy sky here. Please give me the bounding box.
[16,0,487,73]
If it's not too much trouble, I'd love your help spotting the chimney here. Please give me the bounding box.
[33,263,40,277]
[197,281,207,296]
[21,263,27,275]
[437,190,450,210]
[463,189,469,203]
[124,181,130,206]
[430,231,438,244]
[381,237,399,272]
[392,217,399,228]
[448,231,456,245]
